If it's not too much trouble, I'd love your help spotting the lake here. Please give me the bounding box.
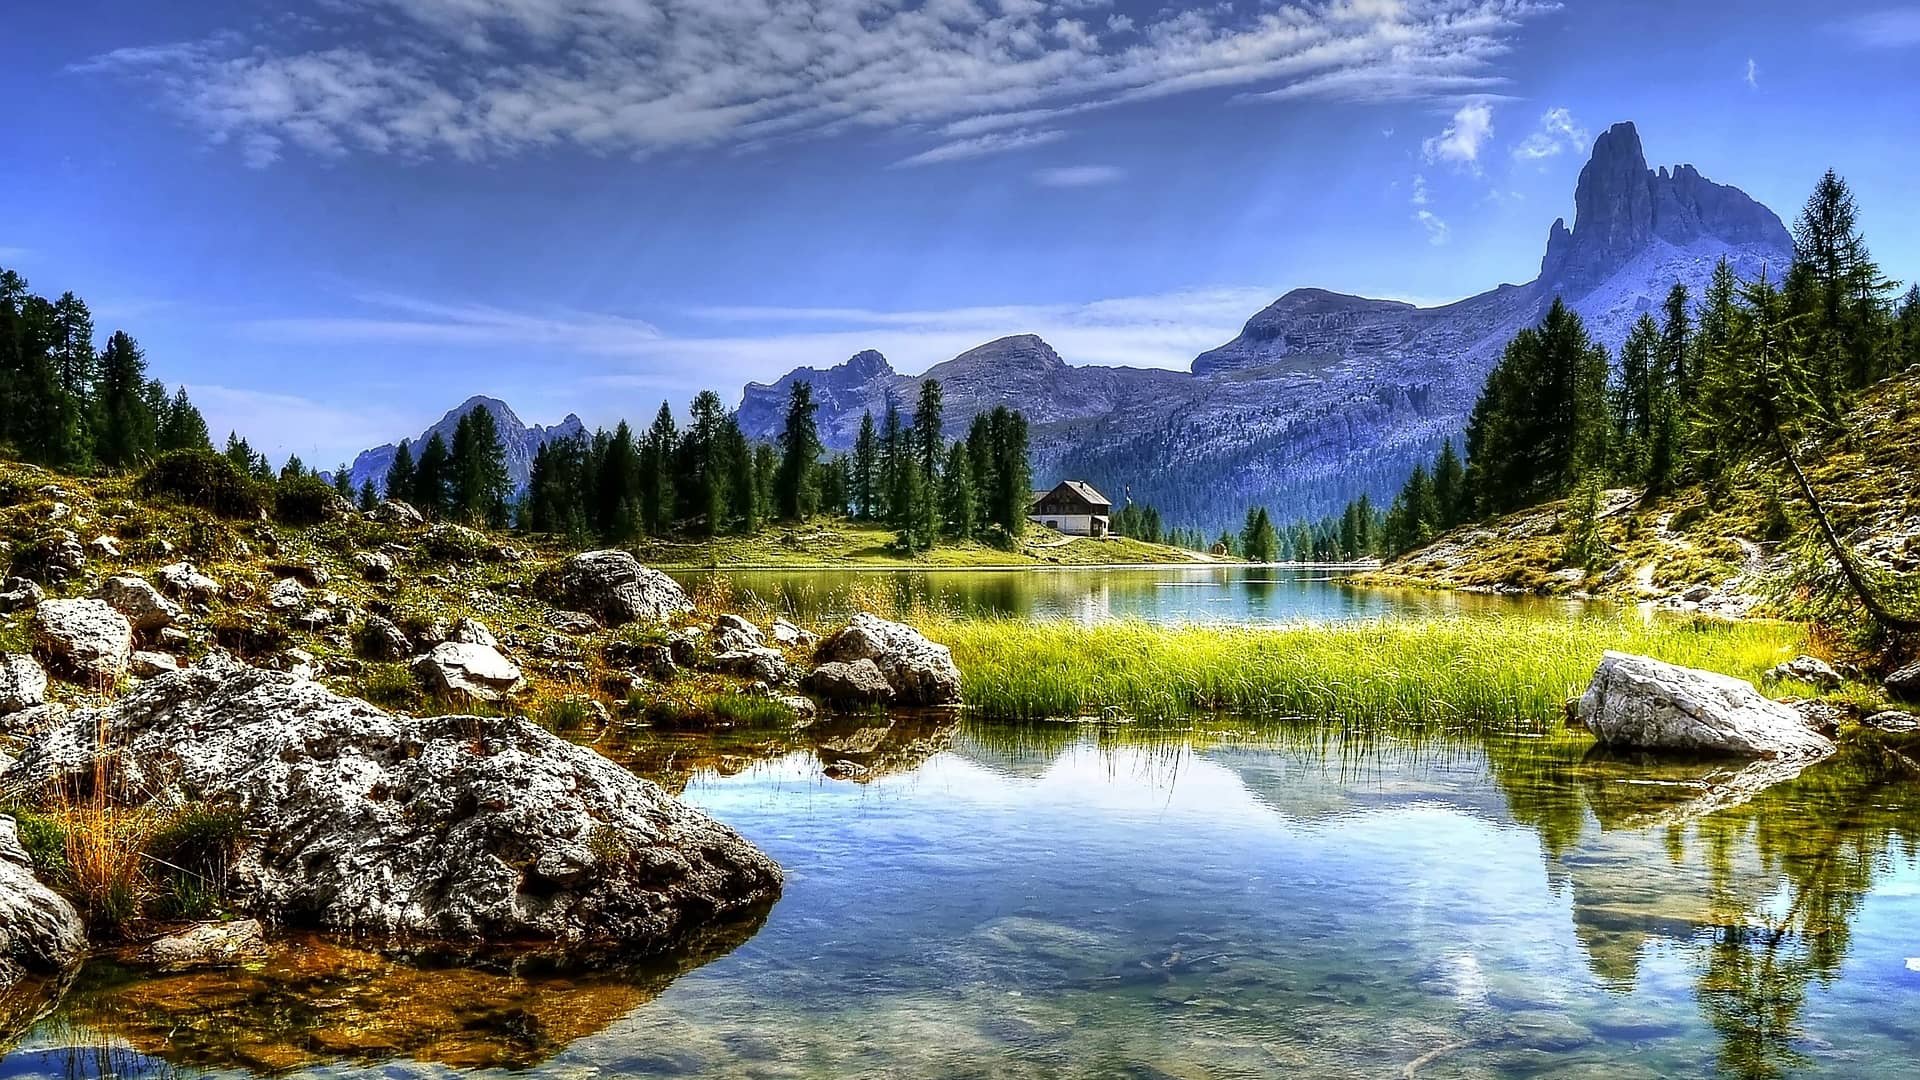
[670,565,1577,624]
[10,718,1918,1079]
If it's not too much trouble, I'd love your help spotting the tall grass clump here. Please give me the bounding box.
[921,612,1808,729]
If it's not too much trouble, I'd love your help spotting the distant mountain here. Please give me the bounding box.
[345,396,586,498]
[737,122,1794,534]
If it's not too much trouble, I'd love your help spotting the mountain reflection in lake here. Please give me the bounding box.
[673,565,1584,624]
[8,719,1919,1078]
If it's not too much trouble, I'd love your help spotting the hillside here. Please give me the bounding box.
[1360,364,1920,619]
[736,122,1793,533]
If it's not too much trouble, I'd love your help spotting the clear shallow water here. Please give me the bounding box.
[672,565,1578,624]
[9,720,1920,1079]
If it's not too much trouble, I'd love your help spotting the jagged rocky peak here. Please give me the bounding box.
[345,396,587,497]
[936,334,1066,376]
[841,349,894,380]
[1541,121,1792,295]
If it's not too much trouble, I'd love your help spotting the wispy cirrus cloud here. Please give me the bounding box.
[241,291,662,349]
[82,0,1560,168]
[1033,164,1126,188]
[1512,106,1587,160]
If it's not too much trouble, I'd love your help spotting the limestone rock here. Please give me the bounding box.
[357,616,413,662]
[814,614,962,706]
[369,499,425,528]
[1768,655,1842,689]
[142,919,269,972]
[0,578,46,613]
[770,618,816,648]
[447,617,500,649]
[412,642,524,702]
[266,578,308,613]
[30,598,134,682]
[1886,661,1920,703]
[0,655,47,715]
[710,647,793,687]
[1862,711,1920,735]
[352,551,396,581]
[544,551,693,628]
[91,575,182,633]
[0,815,86,991]
[155,562,221,604]
[547,610,599,635]
[0,659,781,947]
[711,614,765,654]
[1576,652,1834,760]
[128,651,182,678]
[86,534,121,560]
[805,659,895,707]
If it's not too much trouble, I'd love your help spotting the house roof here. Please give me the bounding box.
[1030,480,1111,512]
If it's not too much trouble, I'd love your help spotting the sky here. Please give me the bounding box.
[2,0,1917,467]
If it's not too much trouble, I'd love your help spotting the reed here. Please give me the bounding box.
[921,612,1810,728]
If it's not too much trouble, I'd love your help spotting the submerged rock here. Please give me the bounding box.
[814,614,961,706]
[141,919,269,972]
[1576,652,1833,760]
[1,657,782,948]
[0,815,87,992]
[806,659,894,707]
[544,550,692,628]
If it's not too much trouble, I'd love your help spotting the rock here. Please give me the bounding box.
[1576,652,1835,759]
[814,614,962,706]
[352,551,395,581]
[270,562,331,587]
[157,627,192,650]
[545,551,693,628]
[805,659,895,707]
[412,642,524,702]
[20,532,85,584]
[1680,584,1712,603]
[266,578,308,613]
[1,659,781,947]
[667,630,702,668]
[0,655,48,714]
[775,694,819,722]
[86,534,121,560]
[1886,661,1920,703]
[0,704,66,741]
[547,610,599,635]
[141,919,269,972]
[357,616,413,662]
[1861,711,1920,736]
[91,575,182,633]
[0,815,87,991]
[1767,655,1842,690]
[31,598,134,682]
[711,647,793,687]
[711,614,765,653]
[447,617,500,649]
[369,499,425,528]
[604,640,676,681]
[270,649,319,681]
[0,577,46,613]
[770,618,816,648]
[422,522,487,559]
[128,651,182,678]
[155,562,221,604]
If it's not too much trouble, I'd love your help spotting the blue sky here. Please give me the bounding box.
[2,0,1917,467]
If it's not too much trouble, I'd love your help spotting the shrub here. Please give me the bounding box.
[148,805,243,919]
[358,663,422,710]
[274,474,344,526]
[4,808,69,878]
[139,450,268,519]
[535,697,600,733]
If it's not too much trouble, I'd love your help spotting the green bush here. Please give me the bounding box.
[535,697,600,733]
[274,474,343,526]
[4,808,69,878]
[139,450,269,519]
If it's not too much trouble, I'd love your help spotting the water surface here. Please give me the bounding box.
[9,719,1919,1079]
[674,565,1577,624]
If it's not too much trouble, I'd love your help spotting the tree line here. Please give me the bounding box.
[0,270,214,470]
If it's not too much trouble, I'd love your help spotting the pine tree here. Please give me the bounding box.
[598,421,641,541]
[1462,298,1611,516]
[684,391,727,535]
[332,464,353,500]
[914,379,943,479]
[721,416,759,534]
[358,478,379,512]
[1239,507,1278,564]
[852,411,878,520]
[1431,440,1463,528]
[385,439,417,502]
[986,407,1031,535]
[880,402,905,525]
[893,456,938,554]
[413,432,451,517]
[775,380,823,521]
[642,401,677,535]
[941,440,976,539]
[281,453,307,481]
[49,292,95,417]
[450,407,511,526]
[157,387,212,452]
[1611,315,1658,478]
[1788,170,1891,399]
[94,330,156,469]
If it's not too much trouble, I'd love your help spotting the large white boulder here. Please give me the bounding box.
[814,614,962,706]
[30,598,133,682]
[0,657,782,947]
[91,574,182,633]
[154,562,221,604]
[1576,652,1834,760]
[544,551,692,628]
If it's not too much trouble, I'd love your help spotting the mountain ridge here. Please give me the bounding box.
[345,396,586,498]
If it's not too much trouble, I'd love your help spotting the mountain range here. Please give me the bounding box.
[347,122,1794,534]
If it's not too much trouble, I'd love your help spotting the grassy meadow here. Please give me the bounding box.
[921,612,1815,728]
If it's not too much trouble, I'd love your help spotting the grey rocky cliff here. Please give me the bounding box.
[1,657,782,948]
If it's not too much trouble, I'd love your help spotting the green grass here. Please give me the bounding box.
[922,612,1810,728]
[631,519,1216,569]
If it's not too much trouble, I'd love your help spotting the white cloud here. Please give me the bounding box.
[1410,173,1430,206]
[1511,106,1587,160]
[1421,101,1494,170]
[1032,164,1125,187]
[241,291,663,350]
[1745,58,1760,89]
[85,0,1558,168]
[892,129,1067,167]
[1834,9,1920,47]
[1413,209,1449,246]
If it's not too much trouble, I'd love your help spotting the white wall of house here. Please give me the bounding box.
[1029,514,1109,537]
